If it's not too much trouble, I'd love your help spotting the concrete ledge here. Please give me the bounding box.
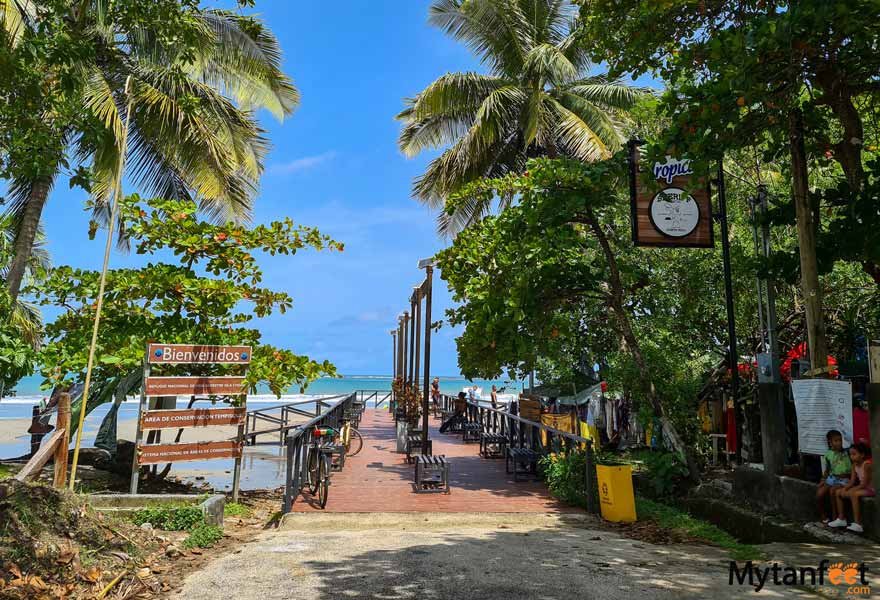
[87,493,225,526]
[732,466,878,542]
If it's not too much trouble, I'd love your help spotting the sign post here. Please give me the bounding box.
[131,344,251,499]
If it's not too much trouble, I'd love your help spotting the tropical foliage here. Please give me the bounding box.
[0,0,299,301]
[30,196,340,426]
[397,0,650,233]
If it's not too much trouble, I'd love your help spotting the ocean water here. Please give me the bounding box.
[0,373,521,490]
[4,374,521,404]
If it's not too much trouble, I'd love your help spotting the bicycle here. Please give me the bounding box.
[306,426,335,509]
[339,419,363,457]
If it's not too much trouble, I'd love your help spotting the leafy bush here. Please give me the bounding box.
[636,450,689,498]
[223,502,251,517]
[540,451,588,508]
[183,524,224,549]
[130,504,203,531]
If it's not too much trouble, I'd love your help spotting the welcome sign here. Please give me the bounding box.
[629,146,714,248]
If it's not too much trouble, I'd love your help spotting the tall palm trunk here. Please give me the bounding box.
[6,176,53,301]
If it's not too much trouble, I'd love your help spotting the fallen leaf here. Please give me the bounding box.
[136,568,151,579]
[9,564,22,580]
[56,550,77,565]
[189,548,203,555]
[80,567,101,583]
[28,575,48,590]
[109,551,130,563]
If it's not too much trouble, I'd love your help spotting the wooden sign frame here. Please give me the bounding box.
[131,344,249,500]
[628,141,715,248]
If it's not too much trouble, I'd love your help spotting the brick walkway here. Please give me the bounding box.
[290,408,580,513]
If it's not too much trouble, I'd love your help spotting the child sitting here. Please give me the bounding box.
[829,442,875,533]
[816,430,851,523]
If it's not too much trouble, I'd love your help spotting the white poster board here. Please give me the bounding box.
[791,379,853,455]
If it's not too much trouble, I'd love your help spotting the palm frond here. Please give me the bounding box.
[429,0,529,76]
[0,0,35,46]
[563,75,654,110]
[186,10,299,120]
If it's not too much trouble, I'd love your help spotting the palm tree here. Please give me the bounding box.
[398,0,651,233]
[1,1,299,301]
[0,213,45,348]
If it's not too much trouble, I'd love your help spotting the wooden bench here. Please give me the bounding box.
[462,422,481,443]
[506,447,543,481]
[479,432,508,458]
[406,432,432,463]
[414,455,450,493]
[325,443,347,471]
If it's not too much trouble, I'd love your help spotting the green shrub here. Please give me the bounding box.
[131,504,203,531]
[183,524,224,549]
[540,451,588,508]
[627,449,689,498]
[223,502,251,518]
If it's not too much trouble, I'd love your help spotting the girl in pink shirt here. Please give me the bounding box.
[829,442,875,534]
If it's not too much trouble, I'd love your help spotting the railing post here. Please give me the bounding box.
[283,434,295,513]
[584,440,598,514]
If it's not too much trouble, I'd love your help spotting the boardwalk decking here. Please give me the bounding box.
[290,407,580,513]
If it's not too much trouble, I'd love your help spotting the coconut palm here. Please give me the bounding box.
[0,213,45,348]
[398,0,651,233]
[1,1,299,301]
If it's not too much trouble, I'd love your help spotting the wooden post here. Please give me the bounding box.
[232,392,246,503]
[868,344,880,492]
[130,353,149,494]
[413,288,421,390]
[53,393,71,488]
[421,266,433,442]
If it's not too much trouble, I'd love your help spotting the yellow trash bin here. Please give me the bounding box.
[596,464,637,522]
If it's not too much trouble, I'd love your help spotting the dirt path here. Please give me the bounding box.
[172,513,839,600]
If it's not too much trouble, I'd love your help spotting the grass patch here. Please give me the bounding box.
[183,524,224,549]
[130,504,203,531]
[0,464,12,479]
[636,497,764,561]
[223,502,251,518]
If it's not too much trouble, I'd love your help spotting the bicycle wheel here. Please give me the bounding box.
[317,454,330,509]
[307,446,320,495]
[346,428,364,457]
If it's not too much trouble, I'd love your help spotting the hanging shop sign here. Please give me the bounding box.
[147,343,251,365]
[519,398,542,422]
[628,146,714,248]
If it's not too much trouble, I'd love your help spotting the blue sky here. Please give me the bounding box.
[37,1,484,376]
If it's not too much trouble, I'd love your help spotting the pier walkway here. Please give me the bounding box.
[290,407,579,513]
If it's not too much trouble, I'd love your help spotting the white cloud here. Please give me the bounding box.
[269,151,336,174]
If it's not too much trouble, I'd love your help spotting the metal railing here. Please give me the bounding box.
[245,395,347,446]
[282,392,355,513]
[354,389,392,408]
[439,394,598,513]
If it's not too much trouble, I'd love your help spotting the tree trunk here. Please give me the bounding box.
[584,209,700,480]
[788,109,829,372]
[6,177,53,301]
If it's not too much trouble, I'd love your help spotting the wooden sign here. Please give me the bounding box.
[145,376,246,397]
[137,440,243,465]
[148,344,251,365]
[519,398,542,422]
[140,407,246,430]
[629,146,714,248]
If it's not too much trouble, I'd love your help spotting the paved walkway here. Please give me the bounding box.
[290,408,578,513]
[176,513,835,600]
